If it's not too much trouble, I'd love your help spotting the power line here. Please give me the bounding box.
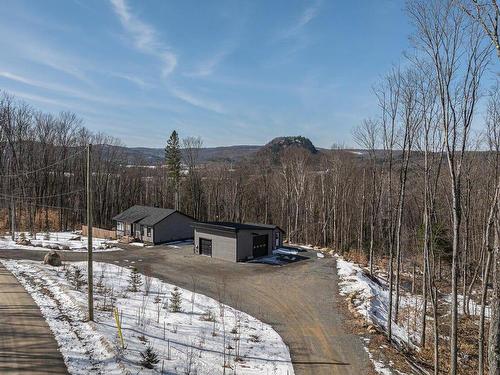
[0,148,85,178]
[0,198,85,212]
[0,189,85,200]
[27,202,85,212]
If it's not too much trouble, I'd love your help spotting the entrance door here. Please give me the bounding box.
[136,225,143,240]
[252,235,268,258]
[199,238,212,256]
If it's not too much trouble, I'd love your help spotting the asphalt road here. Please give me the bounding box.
[0,245,370,375]
[0,263,68,375]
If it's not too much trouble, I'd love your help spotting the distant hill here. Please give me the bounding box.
[116,136,324,165]
[261,136,318,156]
[113,145,261,165]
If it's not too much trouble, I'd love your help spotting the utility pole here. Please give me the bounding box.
[86,143,94,321]
[10,197,15,241]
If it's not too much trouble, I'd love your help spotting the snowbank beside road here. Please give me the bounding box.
[2,259,294,375]
[335,256,419,349]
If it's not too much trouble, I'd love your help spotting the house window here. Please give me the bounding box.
[117,222,124,231]
[147,227,151,237]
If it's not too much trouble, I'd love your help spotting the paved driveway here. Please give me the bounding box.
[0,263,68,374]
[0,244,370,375]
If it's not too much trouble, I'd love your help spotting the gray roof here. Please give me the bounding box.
[113,205,177,226]
[193,221,285,233]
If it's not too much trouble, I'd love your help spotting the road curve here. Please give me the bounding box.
[0,246,370,375]
[0,263,68,375]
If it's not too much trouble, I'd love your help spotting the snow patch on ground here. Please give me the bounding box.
[0,232,120,252]
[273,248,298,256]
[335,255,418,349]
[2,259,294,375]
[335,255,423,375]
[362,341,392,375]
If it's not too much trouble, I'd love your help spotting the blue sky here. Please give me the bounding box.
[0,0,412,148]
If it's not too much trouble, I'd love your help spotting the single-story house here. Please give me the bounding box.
[192,222,285,262]
[113,205,195,245]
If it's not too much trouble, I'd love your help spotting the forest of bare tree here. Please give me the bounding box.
[0,0,499,374]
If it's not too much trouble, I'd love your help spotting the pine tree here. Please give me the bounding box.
[169,286,182,312]
[140,345,159,369]
[128,267,143,292]
[165,130,181,210]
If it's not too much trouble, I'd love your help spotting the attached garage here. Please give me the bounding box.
[252,235,268,258]
[192,222,285,262]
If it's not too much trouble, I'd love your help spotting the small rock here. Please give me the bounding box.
[43,251,62,267]
[16,239,32,246]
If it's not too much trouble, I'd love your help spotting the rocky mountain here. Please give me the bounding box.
[260,136,318,156]
[116,136,321,165]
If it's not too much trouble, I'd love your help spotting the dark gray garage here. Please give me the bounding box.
[192,222,285,262]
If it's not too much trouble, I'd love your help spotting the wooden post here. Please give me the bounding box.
[87,143,94,321]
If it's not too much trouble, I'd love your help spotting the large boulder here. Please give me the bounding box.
[43,251,61,267]
[16,239,32,246]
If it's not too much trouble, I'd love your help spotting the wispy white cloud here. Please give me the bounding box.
[297,2,321,29]
[276,0,322,40]
[109,72,150,88]
[0,33,90,82]
[0,70,146,107]
[170,87,225,114]
[185,49,230,78]
[109,0,177,77]
[0,71,84,96]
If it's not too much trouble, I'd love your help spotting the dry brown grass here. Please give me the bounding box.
[344,249,369,267]
[0,208,76,232]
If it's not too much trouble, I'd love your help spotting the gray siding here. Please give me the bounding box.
[116,221,131,237]
[153,212,194,244]
[194,228,237,262]
[272,228,283,249]
[141,226,154,243]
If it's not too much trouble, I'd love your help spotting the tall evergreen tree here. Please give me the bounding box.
[165,130,181,209]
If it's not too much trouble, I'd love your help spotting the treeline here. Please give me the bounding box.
[0,93,127,231]
[0,0,499,373]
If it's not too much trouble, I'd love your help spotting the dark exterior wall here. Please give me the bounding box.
[152,212,194,244]
[194,228,237,262]
[236,229,274,261]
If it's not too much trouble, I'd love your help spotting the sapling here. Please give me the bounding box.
[184,343,195,374]
[169,286,182,312]
[128,267,143,292]
[144,275,152,296]
[140,345,159,369]
[155,298,161,323]
[72,266,85,290]
[201,308,216,322]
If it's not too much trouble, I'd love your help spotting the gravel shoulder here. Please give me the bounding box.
[0,245,371,375]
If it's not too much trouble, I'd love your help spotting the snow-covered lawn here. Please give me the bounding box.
[1,259,294,375]
[0,231,120,252]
